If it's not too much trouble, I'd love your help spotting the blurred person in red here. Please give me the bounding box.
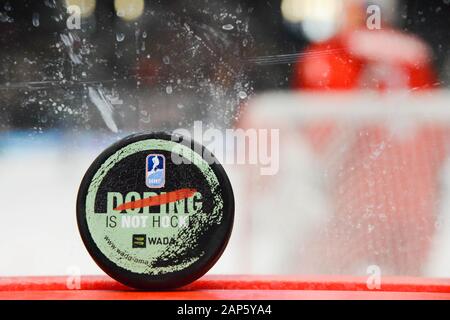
[293,0,437,91]
[293,0,448,275]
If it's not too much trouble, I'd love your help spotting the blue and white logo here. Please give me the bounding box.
[146,154,165,188]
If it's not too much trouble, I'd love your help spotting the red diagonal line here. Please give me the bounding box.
[113,188,197,211]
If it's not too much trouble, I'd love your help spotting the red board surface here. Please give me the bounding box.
[1,275,450,300]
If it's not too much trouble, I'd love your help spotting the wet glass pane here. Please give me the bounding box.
[1,0,450,278]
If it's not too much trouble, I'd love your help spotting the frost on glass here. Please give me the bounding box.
[1,1,450,278]
[0,1,255,135]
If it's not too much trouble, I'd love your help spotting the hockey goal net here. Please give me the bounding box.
[231,91,450,277]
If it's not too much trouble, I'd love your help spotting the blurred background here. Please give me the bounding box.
[1,0,450,278]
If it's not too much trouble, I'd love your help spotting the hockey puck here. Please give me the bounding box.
[77,132,234,290]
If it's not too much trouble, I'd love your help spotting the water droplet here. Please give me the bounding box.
[177,103,184,109]
[44,0,56,8]
[116,32,125,42]
[163,55,170,65]
[222,24,234,31]
[32,13,40,27]
[142,31,147,39]
[238,91,247,99]
[166,85,173,94]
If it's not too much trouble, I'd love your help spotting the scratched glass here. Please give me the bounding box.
[0,0,450,278]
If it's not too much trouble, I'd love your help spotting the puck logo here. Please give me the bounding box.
[146,154,165,188]
[132,234,146,248]
[77,132,234,290]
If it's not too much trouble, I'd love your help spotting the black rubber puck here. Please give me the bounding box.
[77,132,234,290]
